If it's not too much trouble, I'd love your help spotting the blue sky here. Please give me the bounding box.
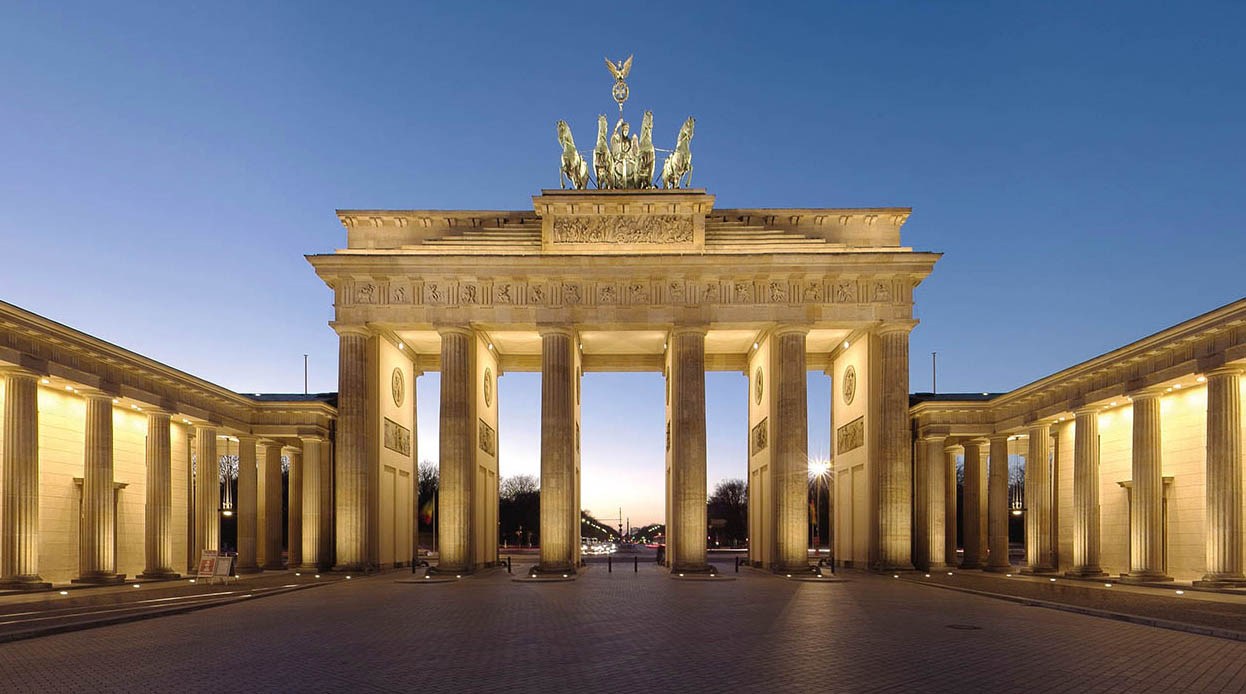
[2,2,1242,525]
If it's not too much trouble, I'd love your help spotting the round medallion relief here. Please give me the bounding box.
[483,367,494,408]
[842,365,857,406]
[391,367,404,407]
[754,367,764,405]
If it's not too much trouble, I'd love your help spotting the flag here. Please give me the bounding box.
[420,497,435,525]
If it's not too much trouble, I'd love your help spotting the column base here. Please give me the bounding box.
[236,565,263,575]
[1020,566,1057,575]
[298,563,328,573]
[925,562,953,572]
[260,562,285,571]
[72,573,127,585]
[1193,575,1246,589]
[137,570,181,580]
[984,562,1013,573]
[0,578,53,591]
[1064,568,1107,578]
[1119,572,1174,584]
[774,564,819,577]
[671,564,717,576]
[958,559,985,570]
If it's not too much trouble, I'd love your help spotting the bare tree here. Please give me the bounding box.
[708,478,748,547]
[500,474,539,500]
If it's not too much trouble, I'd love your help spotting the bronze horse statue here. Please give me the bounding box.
[661,116,694,189]
[557,120,589,190]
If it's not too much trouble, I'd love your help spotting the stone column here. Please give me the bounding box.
[235,435,259,573]
[77,391,121,583]
[1198,368,1246,587]
[944,444,960,568]
[924,437,949,570]
[0,368,48,588]
[287,447,302,568]
[260,442,283,570]
[986,434,1012,572]
[913,437,929,570]
[300,436,323,569]
[140,410,178,579]
[1068,407,1105,577]
[670,326,710,573]
[538,327,576,573]
[960,440,986,569]
[437,327,474,573]
[193,425,218,561]
[877,324,914,571]
[1024,424,1055,573]
[1126,390,1170,581]
[773,327,810,572]
[334,326,370,571]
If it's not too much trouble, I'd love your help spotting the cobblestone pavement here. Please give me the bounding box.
[1,565,1244,693]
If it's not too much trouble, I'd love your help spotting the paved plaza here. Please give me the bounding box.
[2,565,1244,693]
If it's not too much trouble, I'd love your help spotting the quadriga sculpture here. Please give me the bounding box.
[556,120,589,190]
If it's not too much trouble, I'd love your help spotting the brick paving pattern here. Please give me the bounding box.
[1,565,1244,693]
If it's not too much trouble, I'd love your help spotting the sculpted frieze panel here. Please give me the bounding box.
[339,274,911,310]
[551,214,694,245]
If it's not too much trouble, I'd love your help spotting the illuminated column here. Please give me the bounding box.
[669,326,710,573]
[944,443,960,568]
[0,368,48,588]
[877,324,914,571]
[986,434,1012,572]
[334,326,370,571]
[259,442,284,570]
[773,326,810,572]
[77,391,121,583]
[1024,424,1055,573]
[922,436,948,570]
[437,326,474,573]
[960,439,986,569]
[193,425,219,560]
[1068,407,1105,576]
[1198,367,1246,586]
[1126,390,1170,581]
[235,435,260,573]
[287,447,302,568]
[913,436,929,570]
[300,435,324,569]
[140,409,178,579]
[538,327,576,573]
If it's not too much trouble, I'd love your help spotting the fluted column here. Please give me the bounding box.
[670,326,709,573]
[538,327,576,573]
[986,434,1012,571]
[235,435,259,573]
[1068,407,1105,577]
[877,324,914,571]
[960,440,986,569]
[1023,424,1055,573]
[923,437,949,570]
[437,327,474,573]
[334,326,370,571]
[913,436,929,570]
[193,425,219,562]
[944,444,960,568]
[300,436,323,569]
[287,447,302,568]
[0,368,48,588]
[773,327,810,572]
[1198,367,1245,586]
[77,391,121,583]
[1126,390,1170,580]
[139,410,177,579]
[260,442,283,569]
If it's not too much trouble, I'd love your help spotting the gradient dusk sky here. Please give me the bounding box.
[2,2,1242,526]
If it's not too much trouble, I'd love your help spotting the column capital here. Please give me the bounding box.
[0,364,43,379]
[771,324,810,338]
[944,442,965,453]
[875,320,918,336]
[1206,365,1244,379]
[1127,386,1166,401]
[537,323,576,338]
[1026,421,1051,436]
[144,407,176,418]
[963,437,988,447]
[435,324,474,339]
[78,387,115,401]
[331,322,372,338]
[987,433,1011,444]
[299,434,326,444]
[669,323,709,337]
[1073,405,1102,417]
[921,434,948,444]
[235,434,259,444]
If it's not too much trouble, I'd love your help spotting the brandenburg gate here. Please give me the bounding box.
[308,60,937,576]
